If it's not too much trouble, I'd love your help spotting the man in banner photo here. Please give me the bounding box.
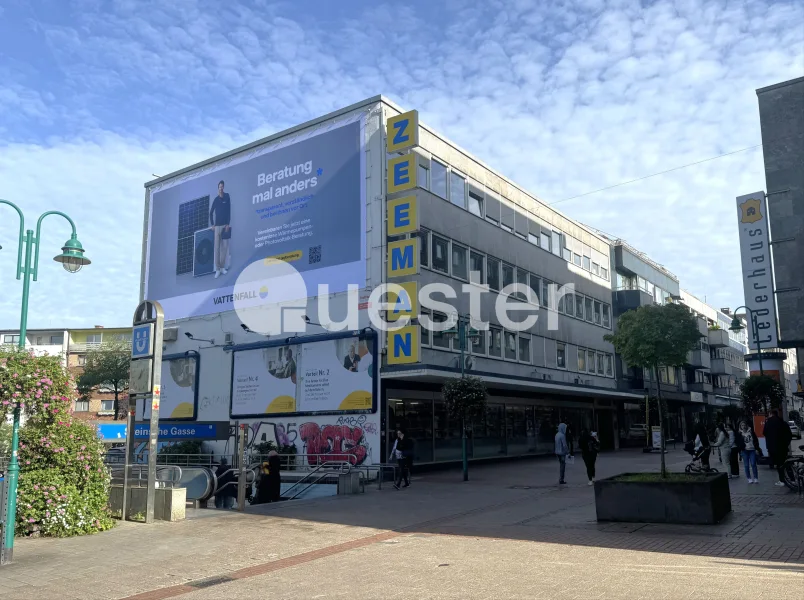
[209,180,232,279]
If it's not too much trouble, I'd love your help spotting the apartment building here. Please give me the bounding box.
[0,329,69,365]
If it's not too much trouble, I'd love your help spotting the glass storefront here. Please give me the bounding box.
[387,393,599,464]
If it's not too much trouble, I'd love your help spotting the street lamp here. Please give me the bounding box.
[444,315,481,482]
[0,200,90,565]
[728,306,763,376]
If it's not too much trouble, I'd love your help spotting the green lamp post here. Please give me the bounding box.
[0,200,90,565]
[728,306,764,376]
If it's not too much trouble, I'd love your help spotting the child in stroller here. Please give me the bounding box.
[684,440,718,474]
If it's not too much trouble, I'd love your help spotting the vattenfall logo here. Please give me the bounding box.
[212,289,263,305]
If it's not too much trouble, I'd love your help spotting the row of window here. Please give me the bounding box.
[3,334,64,345]
[417,309,615,377]
[415,158,610,282]
[74,400,115,412]
[416,229,612,329]
[615,272,674,305]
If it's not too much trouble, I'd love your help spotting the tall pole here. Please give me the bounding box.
[751,313,764,376]
[459,319,468,482]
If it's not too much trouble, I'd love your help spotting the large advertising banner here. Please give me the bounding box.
[138,356,198,421]
[736,191,778,350]
[231,344,300,416]
[230,334,376,418]
[299,336,373,412]
[144,116,366,320]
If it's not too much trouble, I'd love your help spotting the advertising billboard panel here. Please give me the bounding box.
[230,333,375,418]
[736,191,778,350]
[144,116,366,320]
[137,355,199,421]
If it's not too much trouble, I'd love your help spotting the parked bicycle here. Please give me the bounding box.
[781,444,804,492]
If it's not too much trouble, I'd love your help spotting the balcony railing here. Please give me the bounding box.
[69,341,131,353]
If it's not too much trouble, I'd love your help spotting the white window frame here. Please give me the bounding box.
[451,242,469,281]
[556,342,567,369]
[518,333,531,364]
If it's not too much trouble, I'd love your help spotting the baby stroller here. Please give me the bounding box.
[684,440,718,474]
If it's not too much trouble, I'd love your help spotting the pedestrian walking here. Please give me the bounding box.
[694,423,712,470]
[578,428,600,485]
[737,421,760,483]
[389,429,413,490]
[214,457,236,509]
[713,423,728,465]
[726,423,740,479]
[763,409,793,486]
[254,451,282,504]
[555,422,569,485]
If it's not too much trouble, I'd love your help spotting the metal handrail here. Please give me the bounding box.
[280,460,352,500]
[109,464,183,489]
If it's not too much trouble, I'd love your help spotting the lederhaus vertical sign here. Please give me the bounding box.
[736,191,779,350]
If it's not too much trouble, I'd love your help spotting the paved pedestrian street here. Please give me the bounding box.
[2,449,803,599]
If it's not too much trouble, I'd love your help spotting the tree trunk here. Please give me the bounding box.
[654,365,667,478]
[113,388,120,421]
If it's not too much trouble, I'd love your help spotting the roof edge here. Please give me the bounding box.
[756,76,804,95]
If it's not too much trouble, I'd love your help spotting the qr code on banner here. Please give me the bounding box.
[309,245,322,264]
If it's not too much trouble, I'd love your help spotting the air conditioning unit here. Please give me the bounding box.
[163,327,179,342]
[193,229,216,277]
[224,332,234,346]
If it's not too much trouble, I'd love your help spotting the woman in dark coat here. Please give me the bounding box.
[255,451,282,503]
[578,428,600,485]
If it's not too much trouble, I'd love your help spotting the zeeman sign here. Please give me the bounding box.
[386,109,421,365]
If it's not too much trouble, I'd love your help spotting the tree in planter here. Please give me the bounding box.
[605,303,702,478]
[77,342,130,420]
[1,348,114,537]
[740,375,784,417]
[442,375,487,481]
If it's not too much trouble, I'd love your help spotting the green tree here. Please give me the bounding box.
[77,342,130,420]
[740,375,785,416]
[1,348,113,537]
[605,303,702,477]
[442,376,487,481]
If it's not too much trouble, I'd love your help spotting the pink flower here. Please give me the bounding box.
[25,460,30,465]
[47,499,52,504]
[43,403,49,409]
[84,465,91,470]
[28,518,34,523]
[34,485,40,490]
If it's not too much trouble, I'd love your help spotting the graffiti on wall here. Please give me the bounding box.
[238,413,379,466]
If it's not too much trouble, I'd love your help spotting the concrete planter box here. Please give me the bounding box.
[594,472,731,525]
[109,485,186,522]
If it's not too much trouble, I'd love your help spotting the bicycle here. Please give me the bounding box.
[781,444,804,492]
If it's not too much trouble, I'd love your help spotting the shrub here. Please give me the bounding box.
[1,348,113,537]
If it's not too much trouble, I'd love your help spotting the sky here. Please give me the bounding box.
[0,0,802,329]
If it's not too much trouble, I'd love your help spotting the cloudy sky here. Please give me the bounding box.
[0,0,802,329]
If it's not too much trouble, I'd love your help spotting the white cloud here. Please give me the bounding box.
[0,0,802,327]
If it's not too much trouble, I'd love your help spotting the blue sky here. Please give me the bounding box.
[1,0,802,328]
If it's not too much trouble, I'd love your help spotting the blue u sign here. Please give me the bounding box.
[132,324,153,358]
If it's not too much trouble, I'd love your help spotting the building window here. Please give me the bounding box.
[420,311,431,346]
[50,335,64,345]
[556,343,566,369]
[502,263,515,290]
[487,257,501,291]
[575,294,584,319]
[529,274,541,305]
[87,334,102,346]
[432,235,449,273]
[418,164,429,190]
[101,400,115,413]
[582,255,591,271]
[500,203,514,233]
[504,331,517,360]
[592,262,600,276]
[489,327,502,358]
[77,354,87,366]
[3,334,20,344]
[587,350,596,374]
[573,253,581,266]
[528,232,539,245]
[578,348,586,372]
[602,304,611,328]
[518,334,531,363]
[75,400,89,412]
[594,301,602,325]
[563,292,574,316]
[451,243,468,280]
[471,329,486,355]
[601,267,609,280]
[563,245,571,262]
[432,313,450,349]
[557,292,565,314]
[470,251,484,285]
[468,190,483,217]
[597,353,605,375]
[605,354,614,377]
[585,298,594,322]
[542,280,551,310]
[540,231,551,251]
[450,172,466,208]
[515,268,528,301]
[418,229,430,268]
[431,160,447,199]
[638,276,647,291]
[485,193,500,224]
[551,231,561,257]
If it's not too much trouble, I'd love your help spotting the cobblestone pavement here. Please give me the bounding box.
[1,449,802,599]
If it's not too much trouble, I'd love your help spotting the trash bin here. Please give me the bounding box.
[337,472,361,495]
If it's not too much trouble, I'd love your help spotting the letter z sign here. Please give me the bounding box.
[386,110,419,153]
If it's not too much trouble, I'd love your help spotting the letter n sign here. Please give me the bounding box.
[386,110,419,153]
[387,325,420,365]
[387,238,419,278]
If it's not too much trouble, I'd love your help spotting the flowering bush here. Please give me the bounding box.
[1,348,113,537]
